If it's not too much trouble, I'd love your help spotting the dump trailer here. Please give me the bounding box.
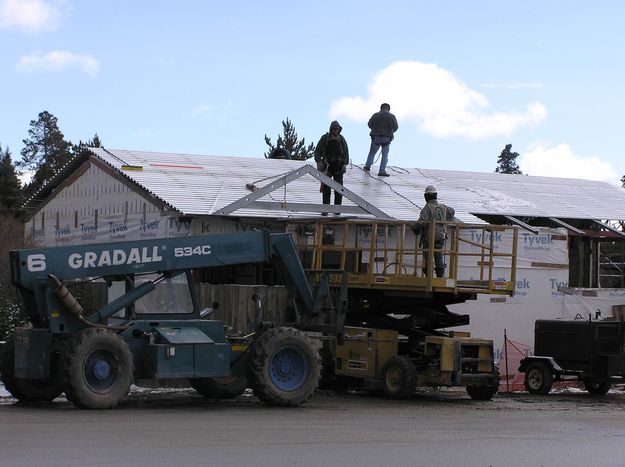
[292,219,518,400]
[519,319,625,395]
[0,231,339,409]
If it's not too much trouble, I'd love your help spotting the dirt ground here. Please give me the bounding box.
[2,386,625,466]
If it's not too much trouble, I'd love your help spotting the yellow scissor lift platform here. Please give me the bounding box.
[289,219,518,400]
[291,219,518,298]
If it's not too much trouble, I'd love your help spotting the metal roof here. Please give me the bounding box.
[87,148,428,221]
[44,148,625,223]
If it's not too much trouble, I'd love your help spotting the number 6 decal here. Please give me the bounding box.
[27,253,46,272]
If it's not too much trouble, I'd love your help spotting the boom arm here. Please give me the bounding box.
[11,231,275,289]
[10,230,326,331]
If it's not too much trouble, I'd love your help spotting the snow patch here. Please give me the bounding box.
[470,187,537,213]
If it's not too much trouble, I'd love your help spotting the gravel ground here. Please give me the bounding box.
[3,383,625,466]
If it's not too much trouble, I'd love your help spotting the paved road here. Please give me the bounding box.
[2,388,625,467]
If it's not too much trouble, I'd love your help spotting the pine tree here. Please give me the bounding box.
[0,213,26,340]
[0,144,23,216]
[495,144,523,174]
[621,175,625,188]
[71,133,103,155]
[18,111,72,199]
[264,118,315,161]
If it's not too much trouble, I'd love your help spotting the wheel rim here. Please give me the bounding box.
[268,345,309,391]
[84,350,119,392]
[385,365,402,392]
[527,368,543,390]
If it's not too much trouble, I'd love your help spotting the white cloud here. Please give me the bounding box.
[330,61,547,140]
[0,0,61,32]
[16,50,99,77]
[187,103,211,118]
[520,143,618,182]
[481,82,543,89]
[18,169,33,186]
[133,128,154,139]
[183,100,236,122]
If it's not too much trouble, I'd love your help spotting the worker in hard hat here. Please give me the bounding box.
[411,185,455,278]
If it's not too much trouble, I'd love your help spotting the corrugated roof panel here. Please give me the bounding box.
[415,168,625,219]
[88,148,625,222]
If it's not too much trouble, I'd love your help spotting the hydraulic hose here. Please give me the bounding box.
[48,274,129,331]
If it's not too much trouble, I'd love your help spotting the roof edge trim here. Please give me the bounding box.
[504,215,540,234]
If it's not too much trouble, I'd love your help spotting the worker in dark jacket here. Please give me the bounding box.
[314,121,349,210]
[364,103,398,177]
[412,185,455,277]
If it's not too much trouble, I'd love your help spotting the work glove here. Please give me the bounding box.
[317,161,327,172]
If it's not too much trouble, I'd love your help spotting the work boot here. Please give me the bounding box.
[363,166,371,172]
[435,267,445,278]
[378,171,390,177]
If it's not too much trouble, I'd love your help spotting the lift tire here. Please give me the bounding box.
[318,347,336,390]
[0,335,64,402]
[467,369,500,401]
[63,328,133,409]
[524,361,553,395]
[248,327,320,407]
[318,347,352,391]
[584,379,611,396]
[381,355,417,399]
[466,384,498,401]
[190,376,248,399]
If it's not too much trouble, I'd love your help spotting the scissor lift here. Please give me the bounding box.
[289,219,519,400]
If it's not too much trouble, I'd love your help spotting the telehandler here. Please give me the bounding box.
[0,230,338,409]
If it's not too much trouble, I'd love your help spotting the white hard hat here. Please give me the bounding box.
[424,185,437,194]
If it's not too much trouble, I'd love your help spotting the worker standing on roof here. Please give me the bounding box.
[412,185,455,278]
[315,121,349,213]
[364,103,398,177]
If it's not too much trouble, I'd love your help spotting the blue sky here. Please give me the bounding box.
[1,0,625,184]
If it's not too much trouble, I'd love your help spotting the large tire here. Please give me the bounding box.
[584,379,611,396]
[248,327,320,407]
[524,362,553,395]
[0,335,64,402]
[190,376,248,399]
[63,328,133,409]
[381,355,417,399]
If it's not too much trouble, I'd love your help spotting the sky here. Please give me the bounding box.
[1,0,625,185]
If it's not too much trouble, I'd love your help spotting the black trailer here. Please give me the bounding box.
[519,319,625,395]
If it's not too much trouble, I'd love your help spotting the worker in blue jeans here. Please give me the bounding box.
[411,185,455,278]
[364,103,398,177]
